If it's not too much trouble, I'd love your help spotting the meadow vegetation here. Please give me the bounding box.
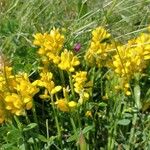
[0,0,150,149]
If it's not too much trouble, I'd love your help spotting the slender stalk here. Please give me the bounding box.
[14,116,29,149]
[25,111,30,124]
[107,96,122,150]
[70,116,80,150]
[32,100,38,125]
[51,94,63,149]
[127,113,137,150]
[91,67,96,99]
[59,69,65,86]
[127,78,140,150]
[68,72,75,98]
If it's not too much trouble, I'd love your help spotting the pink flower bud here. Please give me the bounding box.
[74,43,81,52]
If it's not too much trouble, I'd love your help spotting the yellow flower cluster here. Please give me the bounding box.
[0,66,39,123]
[33,70,62,99]
[55,99,77,112]
[58,49,80,72]
[33,29,80,73]
[85,26,114,67]
[33,28,64,64]
[85,26,150,95]
[113,34,150,78]
[55,88,77,112]
[112,32,150,94]
[72,71,92,104]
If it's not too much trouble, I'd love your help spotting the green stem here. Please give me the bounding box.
[59,69,65,86]
[25,111,30,124]
[70,117,77,135]
[91,67,96,99]
[32,100,38,125]
[68,72,75,98]
[107,96,122,150]
[127,113,137,150]
[70,115,80,150]
[102,0,118,25]
[51,95,63,149]
[14,116,28,149]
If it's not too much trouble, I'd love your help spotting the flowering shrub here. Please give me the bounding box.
[0,26,150,149]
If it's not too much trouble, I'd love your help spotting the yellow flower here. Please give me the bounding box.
[33,33,47,46]
[33,28,64,64]
[92,26,110,43]
[5,93,24,116]
[73,71,92,103]
[68,101,77,108]
[58,49,80,72]
[112,33,150,80]
[51,86,62,95]
[85,111,92,118]
[55,99,77,112]
[78,92,89,104]
[85,26,113,67]
[72,71,87,94]
[55,99,69,112]
[16,73,39,97]
[26,101,33,110]
[33,71,62,99]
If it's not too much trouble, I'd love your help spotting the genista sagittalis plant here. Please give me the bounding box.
[0,24,150,150]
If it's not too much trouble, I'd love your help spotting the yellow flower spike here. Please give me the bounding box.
[85,26,113,67]
[73,71,89,94]
[92,26,110,42]
[58,49,80,72]
[33,28,65,65]
[55,99,69,112]
[33,33,46,46]
[5,93,24,115]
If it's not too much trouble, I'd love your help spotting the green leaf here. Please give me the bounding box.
[38,134,47,142]
[118,119,131,126]
[82,125,94,134]
[38,134,57,145]
[23,123,37,132]
[78,0,88,18]
[98,102,107,107]
[67,126,94,143]
[134,84,142,110]
[7,129,22,143]
[67,133,78,142]
[19,144,26,150]
[47,136,57,145]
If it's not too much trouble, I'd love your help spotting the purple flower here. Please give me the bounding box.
[74,43,81,52]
